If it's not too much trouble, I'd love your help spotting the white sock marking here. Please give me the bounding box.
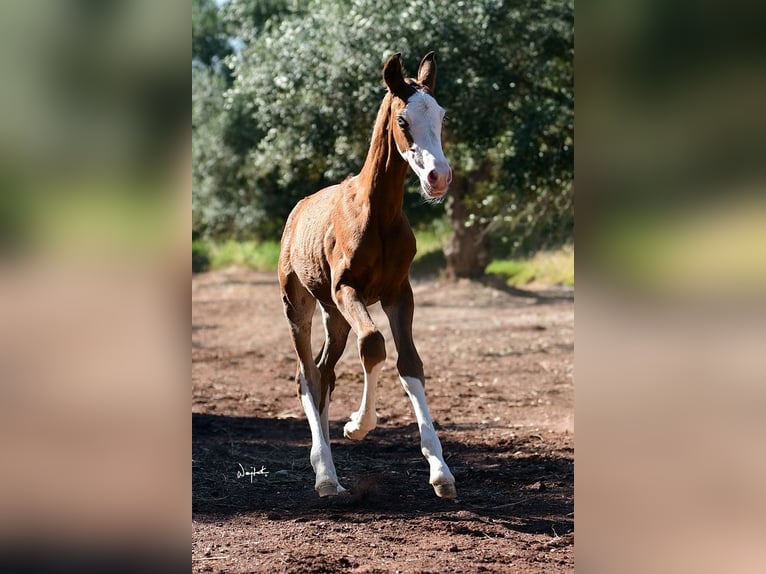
[400,376,455,488]
[344,362,382,440]
[299,371,344,495]
[320,385,331,445]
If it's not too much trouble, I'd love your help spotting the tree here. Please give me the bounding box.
[192,0,232,68]
[192,0,301,239]
[192,0,573,275]
[434,1,574,276]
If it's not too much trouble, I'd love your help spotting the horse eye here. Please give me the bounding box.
[396,116,408,129]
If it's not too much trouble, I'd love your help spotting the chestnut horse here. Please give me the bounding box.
[278,52,456,499]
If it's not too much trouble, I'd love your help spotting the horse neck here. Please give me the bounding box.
[356,94,409,228]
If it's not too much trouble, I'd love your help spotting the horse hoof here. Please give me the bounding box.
[316,482,347,497]
[343,422,367,441]
[433,482,457,499]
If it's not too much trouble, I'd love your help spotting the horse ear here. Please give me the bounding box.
[417,51,437,92]
[383,52,405,93]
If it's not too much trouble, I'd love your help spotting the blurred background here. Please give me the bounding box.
[0,0,189,568]
[0,0,764,570]
[577,0,766,572]
[0,0,189,258]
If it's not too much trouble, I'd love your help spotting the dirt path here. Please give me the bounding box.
[192,269,574,573]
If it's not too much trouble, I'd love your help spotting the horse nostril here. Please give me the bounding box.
[427,170,438,185]
[446,169,453,184]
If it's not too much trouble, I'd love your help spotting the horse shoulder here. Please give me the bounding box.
[375,216,416,296]
[384,215,417,266]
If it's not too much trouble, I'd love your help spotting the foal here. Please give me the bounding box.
[278,52,456,499]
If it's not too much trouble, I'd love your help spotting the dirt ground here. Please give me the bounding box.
[192,269,574,573]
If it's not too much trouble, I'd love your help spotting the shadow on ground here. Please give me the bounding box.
[193,412,573,537]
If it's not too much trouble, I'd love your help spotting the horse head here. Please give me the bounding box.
[383,52,452,200]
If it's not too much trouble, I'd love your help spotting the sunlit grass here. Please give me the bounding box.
[197,225,450,273]
[192,221,576,289]
[487,245,574,287]
[199,239,281,271]
[413,217,451,260]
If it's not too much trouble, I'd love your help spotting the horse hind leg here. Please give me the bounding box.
[315,304,351,445]
[281,275,345,497]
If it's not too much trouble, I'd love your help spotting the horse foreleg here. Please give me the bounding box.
[334,284,386,441]
[383,281,456,499]
[399,375,456,499]
[344,361,382,440]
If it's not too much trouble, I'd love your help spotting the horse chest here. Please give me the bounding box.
[337,226,414,302]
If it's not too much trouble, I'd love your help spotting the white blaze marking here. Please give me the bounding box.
[399,376,455,487]
[396,91,449,195]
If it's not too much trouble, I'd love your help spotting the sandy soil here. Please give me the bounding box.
[192,269,573,573]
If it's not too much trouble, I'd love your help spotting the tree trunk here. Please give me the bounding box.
[444,173,492,279]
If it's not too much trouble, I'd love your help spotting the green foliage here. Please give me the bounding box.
[193,64,269,238]
[220,0,302,45]
[440,1,573,255]
[192,0,573,254]
[193,0,232,67]
[192,239,211,273]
